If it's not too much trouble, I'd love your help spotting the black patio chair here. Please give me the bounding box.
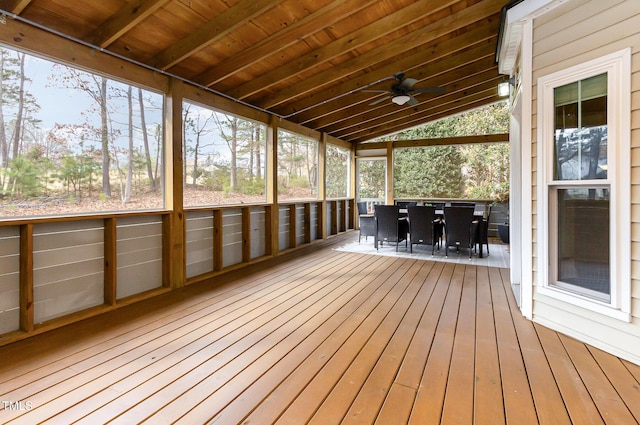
[443,206,476,259]
[407,205,437,254]
[475,203,493,256]
[374,205,408,251]
[357,201,376,243]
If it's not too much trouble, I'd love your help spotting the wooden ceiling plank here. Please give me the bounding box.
[351,95,503,143]
[260,0,503,110]
[334,78,501,138]
[193,0,377,87]
[151,0,279,70]
[307,65,499,132]
[342,87,502,142]
[0,16,170,92]
[336,82,502,140]
[287,28,499,125]
[1,0,31,14]
[226,0,461,100]
[84,0,172,48]
[318,65,500,135]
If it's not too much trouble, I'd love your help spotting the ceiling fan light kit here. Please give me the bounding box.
[392,95,411,105]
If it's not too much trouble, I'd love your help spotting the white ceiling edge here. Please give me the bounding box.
[498,0,569,75]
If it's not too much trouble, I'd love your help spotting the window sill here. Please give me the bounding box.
[537,285,631,323]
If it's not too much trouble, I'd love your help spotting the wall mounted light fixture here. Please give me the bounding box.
[498,76,516,97]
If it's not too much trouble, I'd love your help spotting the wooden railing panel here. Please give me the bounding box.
[185,211,215,278]
[249,206,267,259]
[0,226,21,334]
[115,215,163,299]
[222,208,243,268]
[32,220,104,324]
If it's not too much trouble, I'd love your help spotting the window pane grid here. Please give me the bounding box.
[553,73,607,182]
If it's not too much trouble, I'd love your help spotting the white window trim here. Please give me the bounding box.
[536,48,631,322]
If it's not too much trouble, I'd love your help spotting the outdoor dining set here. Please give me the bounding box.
[357,201,491,259]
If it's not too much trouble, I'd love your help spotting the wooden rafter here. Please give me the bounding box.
[84,0,171,48]
[0,0,31,14]
[192,0,378,87]
[151,0,279,70]
[316,65,500,136]
[258,1,502,111]
[226,0,461,101]
[278,25,499,126]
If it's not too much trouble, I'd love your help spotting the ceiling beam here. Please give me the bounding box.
[0,0,31,14]
[192,0,378,87]
[226,0,461,100]
[84,0,171,48]
[356,133,509,150]
[258,0,503,110]
[151,0,278,70]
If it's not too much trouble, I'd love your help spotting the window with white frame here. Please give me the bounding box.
[537,49,631,320]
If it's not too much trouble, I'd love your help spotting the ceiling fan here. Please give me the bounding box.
[365,72,445,106]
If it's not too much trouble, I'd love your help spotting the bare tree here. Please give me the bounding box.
[50,66,112,197]
[213,114,239,191]
[138,88,156,191]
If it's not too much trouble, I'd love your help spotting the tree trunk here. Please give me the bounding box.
[0,53,8,170]
[11,53,25,161]
[138,88,156,191]
[193,132,200,186]
[255,125,261,179]
[100,77,111,197]
[230,118,237,191]
[124,85,133,203]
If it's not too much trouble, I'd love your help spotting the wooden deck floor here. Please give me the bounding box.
[1,234,639,424]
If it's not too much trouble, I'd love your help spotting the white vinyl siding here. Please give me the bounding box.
[530,0,640,364]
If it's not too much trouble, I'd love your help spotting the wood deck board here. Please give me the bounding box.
[407,263,464,424]
[559,334,637,425]
[337,262,433,424]
[586,346,640,423]
[306,260,427,425]
[65,253,380,425]
[0,248,347,384]
[0,234,638,425]
[3,251,356,424]
[473,266,506,425]
[276,258,420,425]
[218,256,403,425]
[533,323,605,425]
[501,268,572,425]
[440,265,477,424]
[491,266,539,424]
[105,253,384,425]
[159,255,397,424]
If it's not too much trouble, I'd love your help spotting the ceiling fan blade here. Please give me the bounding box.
[399,77,418,89]
[362,89,390,93]
[369,95,391,106]
[410,86,446,94]
[407,95,419,106]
